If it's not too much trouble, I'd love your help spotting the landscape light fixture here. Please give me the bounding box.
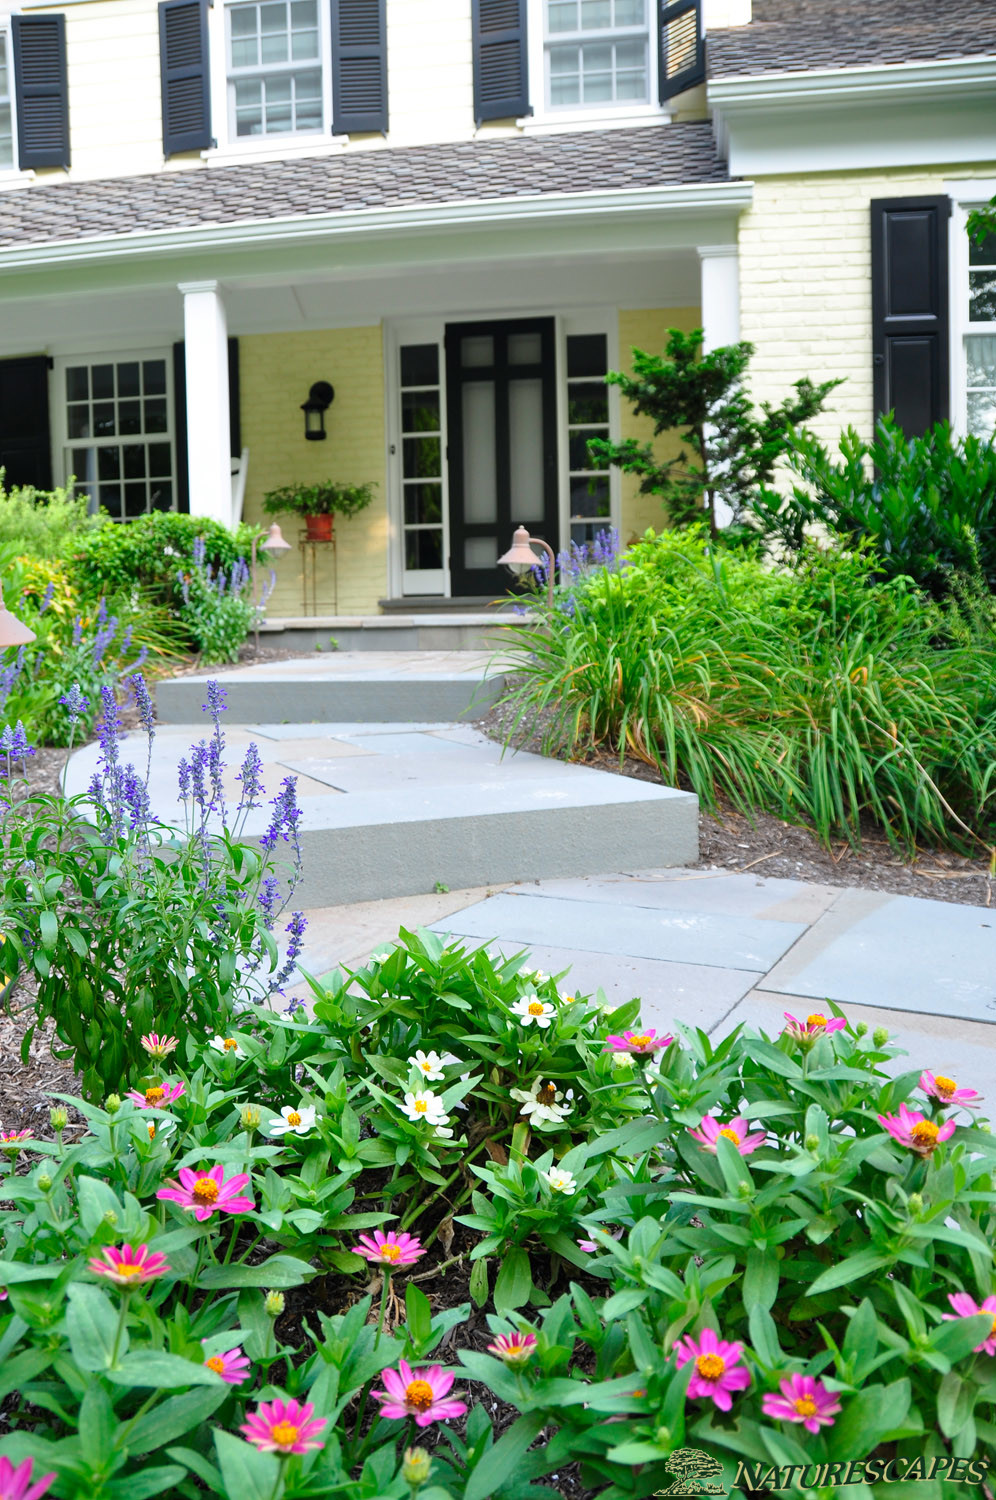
[301,381,335,441]
[498,525,555,609]
[251,522,293,654]
[0,590,36,647]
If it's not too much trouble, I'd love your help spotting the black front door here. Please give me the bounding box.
[445,317,559,598]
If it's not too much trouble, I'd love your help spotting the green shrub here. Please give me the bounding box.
[0,479,100,557]
[747,417,996,598]
[69,512,259,612]
[497,531,996,852]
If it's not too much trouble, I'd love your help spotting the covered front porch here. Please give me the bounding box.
[0,161,750,616]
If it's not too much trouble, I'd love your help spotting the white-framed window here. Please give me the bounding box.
[546,0,651,108]
[950,189,996,442]
[0,27,15,171]
[55,353,176,522]
[226,0,324,138]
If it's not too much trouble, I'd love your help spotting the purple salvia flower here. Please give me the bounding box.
[132,645,149,672]
[259,776,302,852]
[188,743,210,814]
[72,615,83,646]
[180,573,191,606]
[60,684,90,724]
[96,598,108,629]
[38,581,55,615]
[257,874,281,927]
[236,742,264,811]
[177,756,191,801]
[119,623,133,657]
[121,763,151,831]
[204,680,227,721]
[129,674,156,739]
[271,910,308,994]
[192,536,206,568]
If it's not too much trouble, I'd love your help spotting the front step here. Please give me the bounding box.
[156,652,507,725]
[64,722,699,908]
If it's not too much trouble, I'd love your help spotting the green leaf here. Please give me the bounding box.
[128,1386,229,1456]
[105,1467,187,1500]
[406,1282,432,1345]
[829,1377,911,1457]
[66,1283,124,1371]
[748,1305,782,1367]
[469,1257,489,1309]
[39,910,58,952]
[79,1383,119,1471]
[197,1254,314,1289]
[938,1371,975,1439]
[214,1431,281,1500]
[493,1247,532,1313]
[930,1313,993,1363]
[105,1351,223,1387]
[0,1348,53,1403]
[744,1248,778,1312]
[464,1412,547,1500]
[842,1296,878,1367]
[807,1249,891,1296]
[166,1445,224,1493]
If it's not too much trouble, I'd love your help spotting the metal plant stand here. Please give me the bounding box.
[298,531,337,616]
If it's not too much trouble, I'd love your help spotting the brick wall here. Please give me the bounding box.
[239,327,387,617]
[617,306,701,539]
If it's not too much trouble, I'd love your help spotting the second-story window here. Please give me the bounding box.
[226,0,323,137]
[0,32,14,169]
[545,0,650,109]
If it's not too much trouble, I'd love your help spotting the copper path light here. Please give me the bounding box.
[497,526,556,609]
[251,522,293,654]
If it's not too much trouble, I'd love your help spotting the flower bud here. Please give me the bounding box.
[907,1193,923,1215]
[102,1209,118,1226]
[37,1173,52,1192]
[872,1027,889,1048]
[105,1094,122,1114]
[402,1448,432,1487]
[240,1104,261,1131]
[854,1021,868,1037]
[736,1180,753,1199]
[980,1122,992,1135]
[264,1289,285,1318]
[50,1107,68,1133]
[654,1426,672,1449]
[804,1134,820,1153]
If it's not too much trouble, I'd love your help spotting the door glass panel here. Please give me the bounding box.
[406,531,443,570]
[508,332,542,365]
[465,537,498,569]
[400,345,439,386]
[461,336,494,368]
[462,382,497,522]
[403,436,441,479]
[567,333,607,378]
[969,271,996,322]
[508,378,545,524]
[402,391,441,432]
[404,483,443,526]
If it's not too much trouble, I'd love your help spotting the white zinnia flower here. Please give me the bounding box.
[541,1167,577,1195]
[510,995,556,1029]
[401,1091,448,1126]
[268,1104,317,1137]
[434,1124,455,1140]
[409,1049,445,1081]
[369,950,392,964]
[209,1035,245,1058]
[510,1080,573,1127]
[521,969,549,984]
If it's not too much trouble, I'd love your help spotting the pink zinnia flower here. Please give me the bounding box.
[240,1397,327,1454]
[373,1360,468,1427]
[88,1243,170,1287]
[0,1456,56,1500]
[673,1327,750,1411]
[688,1116,766,1156]
[920,1071,981,1110]
[353,1230,424,1267]
[203,1344,252,1384]
[943,1293,996,1356]
[140,1033,178,1061]
[157,1163,255,1221]
[878,1103,956,1158]
[577,1239,598,1253]
[126,1081,186,1110]
[762,1373,842,1433]
[783,1011,846,1041]
[0,1130,31,1151]
[604,1030,673,1057]
[486,1331,537,1366]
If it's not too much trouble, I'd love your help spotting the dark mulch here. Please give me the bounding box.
[478,698,996,910]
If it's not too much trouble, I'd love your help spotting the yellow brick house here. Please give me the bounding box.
[0,0,994,614]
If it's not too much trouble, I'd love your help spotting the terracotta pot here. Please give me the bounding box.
[304,513,334,542]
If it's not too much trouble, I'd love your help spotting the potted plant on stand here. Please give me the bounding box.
[261,480,376,542]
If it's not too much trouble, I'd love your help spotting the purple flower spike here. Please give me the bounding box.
[60,684,90,724]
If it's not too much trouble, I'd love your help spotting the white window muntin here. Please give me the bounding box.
[226,0,324,138]
[546,0,650,109]
[208,0,334,153]
[0,27,15,172]
[524,0,664,128]
[949,188,996,442]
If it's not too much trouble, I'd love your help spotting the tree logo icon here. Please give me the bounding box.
[654,1447,728,1495]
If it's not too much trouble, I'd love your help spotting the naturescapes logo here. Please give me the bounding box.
[653,1448,990,1495]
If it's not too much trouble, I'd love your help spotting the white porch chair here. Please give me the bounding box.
[231,447,250,526]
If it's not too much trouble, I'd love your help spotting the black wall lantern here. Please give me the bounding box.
[301,381,335,440]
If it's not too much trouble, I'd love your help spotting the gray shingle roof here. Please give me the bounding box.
[0,123,729,250]
[708,0,996,78]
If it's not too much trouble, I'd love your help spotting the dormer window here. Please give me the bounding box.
[544,0,650,109]
[226,0,324,137]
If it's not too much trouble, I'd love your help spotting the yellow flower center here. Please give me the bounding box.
[286,1111,302,1126]
[148,1125,156,1141]
[718,1128,739,1143]
[191,1176,220,1205]
[405,1379,435,1411]
[206,1355,225,1374]
[113,1262,144,1279]
[528,1001,545,1016]
[630,1034,652,1048]
[934,1075,957,1097]
[420,1061,433,1073]
[414,1100,427,1113]
[145,1087,165,1106]
[380,1243,402,1262]
[807,1014,827,1029]
[695,1353,726,1381]
[270,1421,300,1447]
[793,1396,818,1418]
[536,1083,557,1105]
[223,1039,238,1052]
[910,1120,940,1150]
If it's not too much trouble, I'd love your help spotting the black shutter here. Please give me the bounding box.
[871,196,951,436]
[11,16,70,170]
[659,0,705,102]
[172,338,241,515]
[0,356,52,493]
[159,0,212,156]
[472,0,528,124]
[331,0,387,134]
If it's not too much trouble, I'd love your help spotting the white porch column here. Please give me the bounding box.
[697,244,741,352]
[178,280,231,527]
